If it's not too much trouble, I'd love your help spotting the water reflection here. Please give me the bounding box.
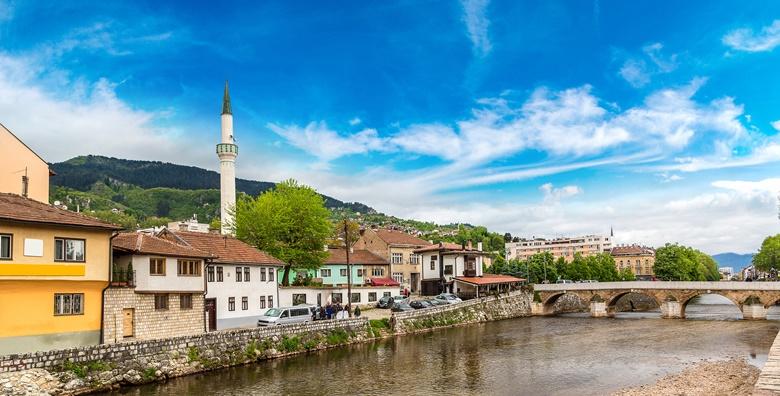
[116,303,779,396]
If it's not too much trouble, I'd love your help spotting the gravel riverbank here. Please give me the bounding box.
[613,358,760,396]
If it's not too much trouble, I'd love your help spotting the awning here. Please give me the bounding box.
[369,277,400,286]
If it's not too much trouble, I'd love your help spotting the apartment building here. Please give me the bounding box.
[610,245,655,279]
[505,235,612,262]
[105,232,212,342]
[354,228,431,293]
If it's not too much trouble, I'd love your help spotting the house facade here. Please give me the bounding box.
[283,247,393,287]
[610,245,655,279]
[354,229,431,293]
[416,241,521,298]
[160,230,284,331]
[0,123,51,203]
[104,232,211,343]
[0,193,120,355]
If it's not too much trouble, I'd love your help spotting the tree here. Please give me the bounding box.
[654,243,719,281]
[754,234,780,273]
[504,233,513,243]
[617,267,636,281]
[233,179,332,286]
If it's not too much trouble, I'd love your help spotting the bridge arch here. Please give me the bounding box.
[605,291,661,316]
[541,292,590,316]
[680,292,743,319]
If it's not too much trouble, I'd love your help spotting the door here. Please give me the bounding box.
[122,308,134,338]
[205,298,217,331]
[411,273,420,293]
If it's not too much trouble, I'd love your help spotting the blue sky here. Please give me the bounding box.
[2,1,780,253]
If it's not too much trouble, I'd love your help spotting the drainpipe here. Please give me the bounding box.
[203,259,212,332]
[100,231,120,345]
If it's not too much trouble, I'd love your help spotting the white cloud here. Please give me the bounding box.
[540,183,582,203]
[349,117,361,126]
[723,20,780,52]
[618,42,678,88]
[772,120,780,131]
[658,140,780,172]
[267,122,389,162]
[460,0,492,57]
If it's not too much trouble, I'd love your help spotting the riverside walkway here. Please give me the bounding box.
[533,281,780,319]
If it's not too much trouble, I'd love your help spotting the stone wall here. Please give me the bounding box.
[0,319,370,394]
[103,288,205,344]
[392,290,532,334]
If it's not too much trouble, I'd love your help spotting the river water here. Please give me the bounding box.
[115,295,780,396]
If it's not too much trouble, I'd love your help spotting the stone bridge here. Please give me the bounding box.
[533,281,780,320]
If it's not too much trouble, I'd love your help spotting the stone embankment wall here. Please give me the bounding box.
[755,329,780,394]
[0,319,371,395]
[392,290,532,334]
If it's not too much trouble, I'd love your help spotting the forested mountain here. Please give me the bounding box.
[50,156,374,212]
[712,252,754,271]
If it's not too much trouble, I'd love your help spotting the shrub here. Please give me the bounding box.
[369,318,390,329]
[187,346,200,362]
[280,336,301,353]
[326,329,350,345]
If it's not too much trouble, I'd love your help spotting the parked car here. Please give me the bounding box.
[556,279,575,284]
[409,300,433,309]
[434,293,462,304]
[391,302,415,312]
[257,306,312,326]
[426,299,448,306]
[377,296,394,308]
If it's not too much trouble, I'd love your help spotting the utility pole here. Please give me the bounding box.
[344,220,352,318]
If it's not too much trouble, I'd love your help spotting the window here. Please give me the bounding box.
[242,296,248,310]
[340,268,347,277]
[228,297,235,311]
[268,296,274,308]
[292,294,307,305]
[261,268,267,281]
[383,292,391,297]
[54,238,85,262]
[444,265,453,275]
[54,293,83,315]
[269,268,274,281]
[177,260,201,276]
[372,267,384,277]
[149,258,166,275]
[180,294,193,309]
[259,296,266,309]
[236,267,242,282]
[207,266,215,282]
[320,269,331,277]
[154,294,169,310]
[410,254,420,265]
[430,255,437,271]
[391,253,403,264]
[0,234,11,259]
[332,293,343,303]
[244,267,250,282]
[351,293,361,303]
[392,272,403,284]
[217,266,224,282]
[357,269,364,277]
[368,292,377,302]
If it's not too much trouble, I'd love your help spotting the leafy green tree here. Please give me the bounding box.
[209,218,221,231]
[233,179,332,286]
[617,267,636,281]
[754,234,780,273]
[654,243,719,281]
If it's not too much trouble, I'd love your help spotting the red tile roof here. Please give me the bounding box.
[454,274,525,285]
[369,277,400,287]
[165,230,284,266]
[326,248,389,265]
[414,242,489,255]
[373,229,431,246]
[610,245,655,256]
[0,193,120,230]
[113,232,213,258]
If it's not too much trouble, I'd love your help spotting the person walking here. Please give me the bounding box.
[325,304,333,320]
[354,305,361,318]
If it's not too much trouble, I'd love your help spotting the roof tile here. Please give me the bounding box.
[0,193,120,230]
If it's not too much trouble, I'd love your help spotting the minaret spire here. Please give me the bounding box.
[222,80,232,115]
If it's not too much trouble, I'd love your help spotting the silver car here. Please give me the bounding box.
[434,293,462,304]
[257,306,312,326]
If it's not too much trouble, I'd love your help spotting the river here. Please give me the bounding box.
[113,295,780,396]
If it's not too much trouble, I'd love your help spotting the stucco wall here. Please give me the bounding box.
[0,125,49,203]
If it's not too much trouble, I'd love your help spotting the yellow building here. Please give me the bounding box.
[0,123,51,203]
[611,245,656,279]
[0,193,120,355]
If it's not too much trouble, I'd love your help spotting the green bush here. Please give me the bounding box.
[369,318,390,329]
[61,359,112,378]
[142,367,157,381]
[326,329,350,345]
[187,346,200,362]
[279,336,301,353]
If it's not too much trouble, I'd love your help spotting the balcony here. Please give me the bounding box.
[111,268,136,287]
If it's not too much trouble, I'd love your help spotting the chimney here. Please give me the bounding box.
[179,224,188,232]
[467,241,473,250]
[324,244,329,252]
[477,242,483,252]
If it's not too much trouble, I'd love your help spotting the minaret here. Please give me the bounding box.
[217,81,237,235]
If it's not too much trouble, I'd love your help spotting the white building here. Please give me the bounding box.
[414,241,520,298]
[217,81,237,235]
[159,229,283,331]
[505,234,612,262]
[168,215,211,233]
[279,285,399,308]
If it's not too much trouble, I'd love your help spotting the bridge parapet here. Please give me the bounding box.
[534,281,780,291]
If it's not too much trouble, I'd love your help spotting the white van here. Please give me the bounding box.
[257,306,312,326]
